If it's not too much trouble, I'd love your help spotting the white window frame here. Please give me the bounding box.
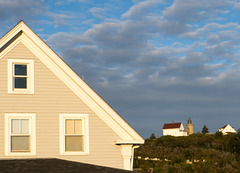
[8,59,34,94]
[59,114,89,155]
[5,113,36,156]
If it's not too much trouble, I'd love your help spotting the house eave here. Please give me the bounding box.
[115,140,145,145]
[162,128,180,130]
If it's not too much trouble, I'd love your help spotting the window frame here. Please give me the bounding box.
[59,114,89,155]
[5,113,36,156]
[8,59,34,94]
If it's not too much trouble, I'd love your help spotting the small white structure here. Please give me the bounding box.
[162,121,188,136]
[219,124,236,135]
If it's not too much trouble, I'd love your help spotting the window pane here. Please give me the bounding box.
[21,119,29,134]
[11,119,20,134]
[65,119,74,134]
[11,136,29,152]
[14,64,27,75]
[14,77,27,88]
[75,119,82,134]
[65,136,83,151]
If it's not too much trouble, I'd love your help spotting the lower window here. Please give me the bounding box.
[65,119,83,151]
[60,114,89,155]
[5,113,36,156]
[11,119,30,152]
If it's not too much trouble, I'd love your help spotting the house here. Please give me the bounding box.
[0,21,144,171]
[162,121,187,136]
[219,124,236,135]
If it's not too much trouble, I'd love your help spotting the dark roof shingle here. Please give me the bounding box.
[0,158,137,173]
[162,122,182,129]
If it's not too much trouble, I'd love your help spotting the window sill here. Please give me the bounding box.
[5,152,36,157]
[8,89,34,95]
[60,151,89,156]
[8,92,34,95]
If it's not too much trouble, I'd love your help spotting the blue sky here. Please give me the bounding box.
[1,0,240,138]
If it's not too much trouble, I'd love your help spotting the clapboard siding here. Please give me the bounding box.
[0,42,123,169]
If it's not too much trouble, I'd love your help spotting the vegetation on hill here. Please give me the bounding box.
[134,132,240,172]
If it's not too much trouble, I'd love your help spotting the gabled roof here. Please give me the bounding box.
[0,21,144,144]
[219,124,235,130]
[219,124,228,130]
[163,122,182,129]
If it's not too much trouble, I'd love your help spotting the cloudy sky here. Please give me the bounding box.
[1,0,240,138]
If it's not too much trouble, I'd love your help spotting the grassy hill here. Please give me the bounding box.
[134,132,240,173]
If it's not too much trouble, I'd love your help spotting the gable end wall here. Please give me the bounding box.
[0,42,123,169]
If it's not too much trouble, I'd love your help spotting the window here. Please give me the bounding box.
[65,119,83,151]
[8,59,34,94]
[5,113,36,156]
[14,64,27,89]
[11,119,30,152]
[60,114,89,155]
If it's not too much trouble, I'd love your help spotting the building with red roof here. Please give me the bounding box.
[162,121,187,136]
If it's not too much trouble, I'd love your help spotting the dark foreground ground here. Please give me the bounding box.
[0,158,136,173]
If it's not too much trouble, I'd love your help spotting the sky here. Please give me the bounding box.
[1,0,240,138]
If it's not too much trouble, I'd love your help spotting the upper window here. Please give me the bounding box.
[14,64,27,89]
[60,114,89,155]
[8,59,34,94]
[5,113,36,156]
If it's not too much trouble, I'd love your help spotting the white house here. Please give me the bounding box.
[162,122,187,136]
[219,124,236,135]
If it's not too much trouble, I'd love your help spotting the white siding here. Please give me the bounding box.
[0,42,123,169]
[219,125,236,135]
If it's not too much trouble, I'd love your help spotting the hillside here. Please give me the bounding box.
[134,132,240,172]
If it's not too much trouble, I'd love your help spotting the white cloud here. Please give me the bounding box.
[233,2,240,9]
[90,7,106,19]
[46,32,92,50]
[2,0,239,136]
[0,0,45,21]
[47,11,74,27]
[181,22,240,40]
[163,0,233,22]
[122,0,163,19]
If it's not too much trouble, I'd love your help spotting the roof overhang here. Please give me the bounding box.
[162,128,180,130]
[115,140,145,145]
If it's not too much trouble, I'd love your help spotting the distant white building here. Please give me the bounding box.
[162,122,188,136]
[219,124,236,135]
